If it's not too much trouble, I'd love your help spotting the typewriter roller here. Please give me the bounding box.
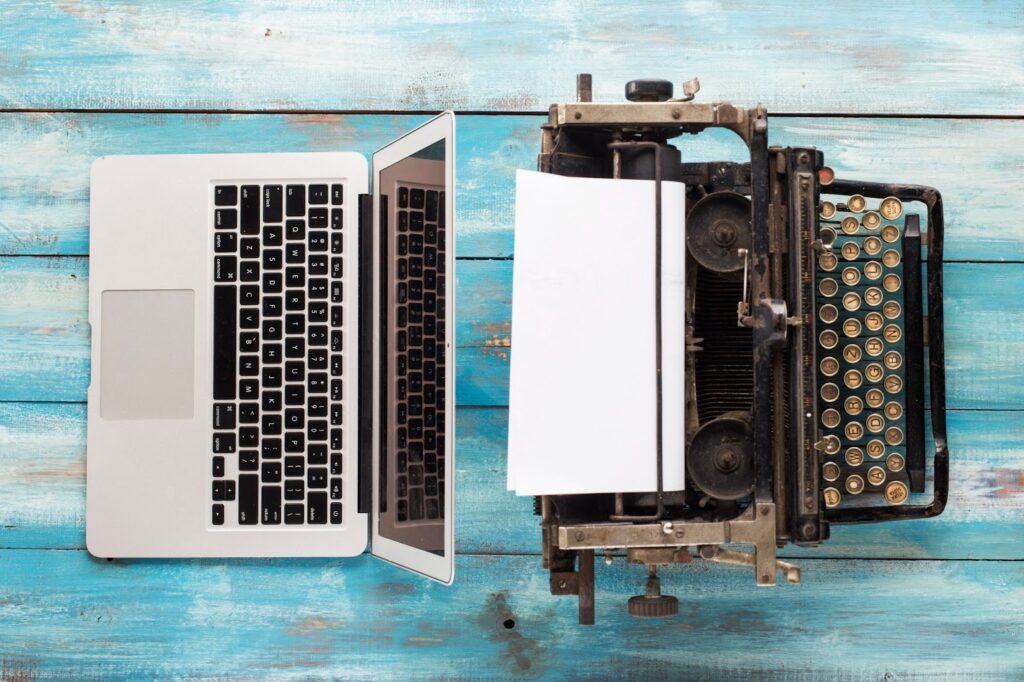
[528,75,948,623]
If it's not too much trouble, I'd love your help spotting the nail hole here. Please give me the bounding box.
[502,618,516,630]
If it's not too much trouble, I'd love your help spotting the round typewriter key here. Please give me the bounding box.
[841,216,860,234]
[864,260,882,280]
[845,421,864,440]
[841,241,860,260]
[883,300,902,319]
[882,249,901,268]
[867,439,885,458]
[847,194,866,213]
[885,481,909,505]
[842,318,862,337]
[819,329,839,349]
[865,388,885,409]
[822,461,841,482]
[881,224,900,243]
[886,453,905,472]
[821,383,840,402]
[867,465,887,486]
[865,312,884,332]
[864,287,883,306]
[885,426,904,446]
[819,278,839,297]
[842,291,862,312]
[863,236,882,255]
[883,324,902,343]
[841,267,861,286]
[843,344,863,363]
[865,363,884,382]
[862,211,882,230]
[845,395,864,416]
[820,357,840,376]
[819,304,839,324]
[880,196,903,221]
[819,167,835,186]
[822,408,842,429]
[845,447,865,466]
[885,401,903,420]
[823,435,842,454]
[819,252,838,271]
[846,474,865,495]
[865,337,884,356]
[823,487,842,508]
[884,375,903,394]
[883,273,901,293]
[820,201,837,219]
[844,369,864,389]
[820,226,837,246]
[866,413,885,433]
[884,351,902,370]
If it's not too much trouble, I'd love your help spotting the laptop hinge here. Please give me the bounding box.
[357,192,373,515]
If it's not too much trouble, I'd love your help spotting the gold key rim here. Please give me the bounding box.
[884,375,903,394]
[841,216,860,234]
[867,465,887,486]
[882,249,900,268]
[841,267,860,286]
[883,300,902,319]
[822,461,842,482]
[819,252,838,271]
[865,388,885,408]
[820,357,841,377]
[881,224,900,243]
[845,474,865,495]
[819,277,839,297]
[865,312,884,332]
[823,487,842,508]
[842,318,862,337]
[867,439,885,458]
[885,481,909,505]
[844,395,864,416]
[820,201,837,219]
[863,261,882,280]
[819,330,839,349]
[886,453,905,472]
[880,196,903,221]
[862,211,881,230]
[845,447,865,466]
[847,194,866,213]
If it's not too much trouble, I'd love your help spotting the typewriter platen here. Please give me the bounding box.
[531,75,948,623]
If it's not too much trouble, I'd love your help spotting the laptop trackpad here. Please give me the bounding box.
[101,290,195,420]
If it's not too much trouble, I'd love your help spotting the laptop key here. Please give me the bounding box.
[307,492,328,524]
[240,185,260,234]
[238,474,258,524]
[331,184,343,205]
[262,485,281,524]
[263,185,282,223]
[284,503,304,524]
[213,432,236,453]
[214,232,237,253]
[309,184,328,205]
[330,502,343,524]
[215,185,237,206]
[285,479,305,501]
[212,504,224,525]
[286,185,305,217]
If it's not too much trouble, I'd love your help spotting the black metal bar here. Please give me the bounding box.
[578,549,595,625]
[377,193,390,514]
[824,180,947,523]
[902,214,926,492]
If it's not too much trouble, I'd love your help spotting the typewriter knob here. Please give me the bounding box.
[625,79,674,102]
[628,566,679,618]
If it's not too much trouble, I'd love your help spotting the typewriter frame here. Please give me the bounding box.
[533,78,949,623]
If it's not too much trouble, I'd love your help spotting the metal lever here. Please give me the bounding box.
[699,545,801,584]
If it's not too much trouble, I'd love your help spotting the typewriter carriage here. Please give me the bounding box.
[530,75,948,623]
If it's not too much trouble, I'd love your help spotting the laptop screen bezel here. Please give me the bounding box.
[369,112,455,584]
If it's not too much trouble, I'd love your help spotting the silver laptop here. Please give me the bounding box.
[86,113,455,583]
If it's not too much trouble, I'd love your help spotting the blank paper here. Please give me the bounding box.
[507,170,686,496]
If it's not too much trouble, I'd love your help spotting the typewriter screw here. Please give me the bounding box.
[886,453,905,472]
[867,466,887,486]
[847,194,866,213]
[881,225,900,243]
[845,475,865,495]
[883,249,901,268]
[862,211,881,230]
[885,481,909,505]
[880,196,903,221]
[823,487,842,508]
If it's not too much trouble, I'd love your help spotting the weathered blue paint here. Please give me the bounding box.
[1,1,1022,115]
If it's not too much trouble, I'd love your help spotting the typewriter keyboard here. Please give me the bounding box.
[392,183,447,524]
[816,195,912,508]
[210,181,347,528]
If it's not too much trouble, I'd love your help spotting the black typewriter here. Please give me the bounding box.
[530,75,948,623]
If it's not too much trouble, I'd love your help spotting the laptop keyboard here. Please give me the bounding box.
[393,184,446,523]
[210,181,346,527]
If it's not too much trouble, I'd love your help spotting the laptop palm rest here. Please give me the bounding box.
[100,289,195,420]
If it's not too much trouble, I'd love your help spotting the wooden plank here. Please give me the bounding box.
[3,403,1021,561]
[1,2,1022,115]
[3,257,1023,409]
[0,113,1021,261]
[0,550,1020,679]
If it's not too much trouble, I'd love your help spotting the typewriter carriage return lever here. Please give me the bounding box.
[530,75,948,624]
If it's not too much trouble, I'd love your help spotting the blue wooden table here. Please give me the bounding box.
[1,2,1023,679]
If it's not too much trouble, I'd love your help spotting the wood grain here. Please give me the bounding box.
[1,1,1022,115]
[1,113,1022,261]
[2,403,1021,561]
[0,550,1021,680]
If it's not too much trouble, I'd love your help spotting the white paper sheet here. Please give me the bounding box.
[507,170,686,496]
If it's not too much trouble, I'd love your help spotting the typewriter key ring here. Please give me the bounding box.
[862,211,881,230]
[847,194,866,213]
[879,196,903,221]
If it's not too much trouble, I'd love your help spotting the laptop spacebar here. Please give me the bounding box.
[213,285,236,399]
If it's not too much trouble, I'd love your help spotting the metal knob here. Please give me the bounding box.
[627,566,678,618]
[625,79,674,102]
